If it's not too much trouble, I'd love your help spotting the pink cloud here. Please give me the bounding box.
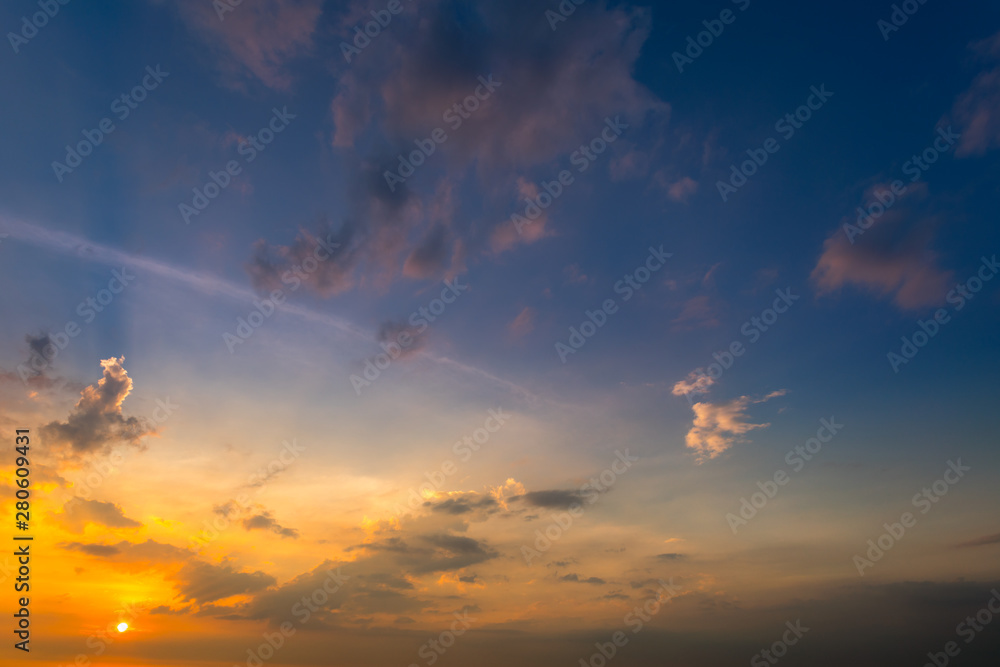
[156,0,322,90]
[812,209,953,310]
[671,295,720,330]
[685,391,786,463]
[666,176,698,203]
[507,307,536,338]
[951,31,1000,157]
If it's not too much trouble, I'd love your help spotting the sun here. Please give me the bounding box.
[116,622,129,633]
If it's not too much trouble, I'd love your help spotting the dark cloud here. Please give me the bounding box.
[58,538,187,565]
[246,222,358,297]
[55,498,142,533]
[41,357,154,456]
[374,320,428,361]
[403,225,451,279]
[242,510,300,538]
[511,490,585,510]
[656,553,687,561]
[560,573,606,585]
[61,542,122,557]
[247,0,665,297]
[428,496,497,515]
[170,560,276,605]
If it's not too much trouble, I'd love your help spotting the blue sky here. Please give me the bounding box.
[1,1,1000,666]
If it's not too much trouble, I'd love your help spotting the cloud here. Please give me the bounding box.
[54,498,142,533]
[560,573,606,585]
[246,223,356,297]
[507,306,536,338]
[656,553,687,561]
[684,391,786,462]
[59,539,188,566]
[351,533,499,574]
[427,496,498,515]
[955,532,1000,549]
[327,0,665,268]
[671,370,715,397]
[812,206,953,310]
[61,542,122,557]
[511,490,586,510]
[242,510,299,539]
[154,0,323,90]
[666,176,698,203]
[952,31,1000,157]
[41,357,153,457]
[403,225,452,280]
[671,295,720,330]
[169,560,276,605]
[374,320,427,361]
[489,179,555,254]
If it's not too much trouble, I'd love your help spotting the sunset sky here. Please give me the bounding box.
[1,1,1000,666]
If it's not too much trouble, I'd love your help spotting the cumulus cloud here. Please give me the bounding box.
[41,357,153,457]
[54,498,142,533]
[684,391,786,462]
[671,370,715,397]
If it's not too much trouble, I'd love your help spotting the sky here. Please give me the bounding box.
[1,1,1000,666]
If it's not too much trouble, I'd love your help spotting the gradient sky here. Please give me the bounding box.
[2,1,1000,666]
